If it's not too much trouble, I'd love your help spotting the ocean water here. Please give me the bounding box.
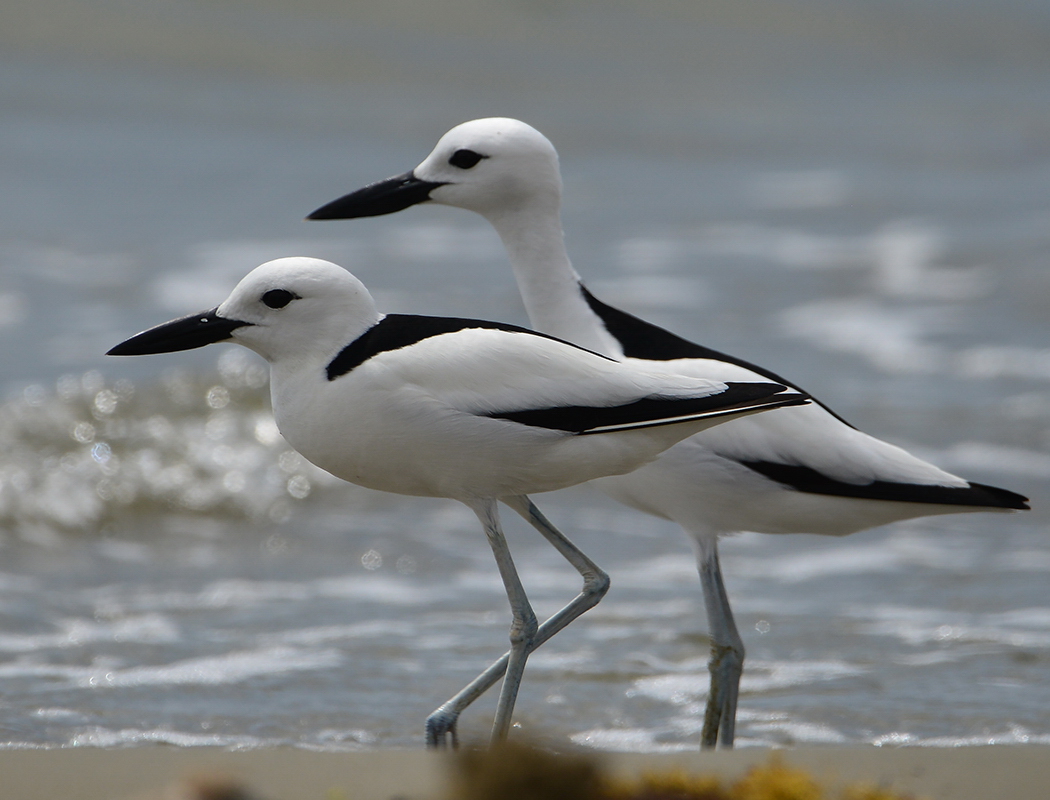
[0,0,1048,750]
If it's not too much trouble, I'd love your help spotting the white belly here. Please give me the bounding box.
[270,369,691,500]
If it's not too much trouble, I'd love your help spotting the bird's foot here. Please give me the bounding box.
[425,708,461,749]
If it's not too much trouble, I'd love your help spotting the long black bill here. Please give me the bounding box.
[306,171,447,220]
[107,308,251,356]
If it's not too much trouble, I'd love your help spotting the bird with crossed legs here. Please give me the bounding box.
[108,256,808,746]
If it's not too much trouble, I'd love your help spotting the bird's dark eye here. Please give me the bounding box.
[262,289,298,309]
[448,149,486,169]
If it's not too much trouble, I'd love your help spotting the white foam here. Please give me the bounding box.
[860,618,1050,649]
[32,707,84,720]
[77,646,341,688]
[627,674,707,705]
[986,607,1050,628]
[874,726,1050,747]
[196,578,313,608]
[67,726,269,749]
[781,298,1050,383]
[605,554,698,589]
[587,277,709,310]
[0,291,27,328]
[618,652,709,674]
[627,659,866,705]
[313,574,444,606]
[729,542,900,583]
[95,540,153,563]
[746,719,849,744]
[993,550,1050,573]
[957,345,1050,382]
[587,598,695,622]
[740,660,868,693]
[524,649,597,671]
[779,298,951,374]
[91,578,324,617]
[892,650,964,667]
[0,614,179,653]
[0,660,111,681]
[868,221,992,300]
[696,219,991,300]
[570,727,695,753]
[849,604,1050,648]
[694,223,870,270]
[302,728,379,751]
[932,442,1050,479]
[265,620,419,645]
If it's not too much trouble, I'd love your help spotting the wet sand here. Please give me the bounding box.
[3,745,1049,800]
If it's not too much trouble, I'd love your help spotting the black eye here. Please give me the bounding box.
[262,289,298,309]
[448,149,486,169]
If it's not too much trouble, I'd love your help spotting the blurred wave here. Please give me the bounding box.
[0,351,338,544]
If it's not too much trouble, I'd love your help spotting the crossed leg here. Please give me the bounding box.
[426,495,610,747]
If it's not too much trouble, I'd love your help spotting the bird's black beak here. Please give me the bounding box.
[306,171,448,220]
[107,308,251,356]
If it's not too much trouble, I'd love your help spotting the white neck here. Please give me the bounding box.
[484,202,623,358]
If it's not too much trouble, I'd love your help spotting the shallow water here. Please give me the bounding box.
[0,0,1048,750]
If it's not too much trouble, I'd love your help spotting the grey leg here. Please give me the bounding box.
[465,497,538,743]
[696,535,744,749]
[426,495,610,748]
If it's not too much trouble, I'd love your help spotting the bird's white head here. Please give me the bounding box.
[109,257,381,366]
[307,118,562,224]
[217,257,380,362]
[414,118,563,217]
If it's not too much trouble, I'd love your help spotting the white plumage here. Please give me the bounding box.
[108,256,805,745]
[309,118,1030,748]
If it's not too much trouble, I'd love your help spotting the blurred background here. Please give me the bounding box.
[0,0,1048,750]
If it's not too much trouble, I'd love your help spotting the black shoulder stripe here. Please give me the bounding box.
[739,460,1030,509]
[326,314,573,380]
[578,284,856,429]
[485,381,790,434]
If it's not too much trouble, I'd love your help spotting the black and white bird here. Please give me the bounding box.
[108,256,806,746]
[308,118,1031,749]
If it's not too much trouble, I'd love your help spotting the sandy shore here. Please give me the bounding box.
[2,745,1049,800]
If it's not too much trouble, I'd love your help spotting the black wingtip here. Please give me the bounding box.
[966,481,1030,510]
[739,461,1032,510]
